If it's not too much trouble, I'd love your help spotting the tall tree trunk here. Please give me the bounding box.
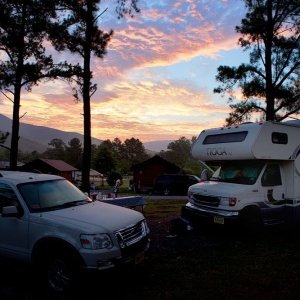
[10,3,26,170]
[81,0,93,194]
[265,0,275,121]
[10,85,21,170]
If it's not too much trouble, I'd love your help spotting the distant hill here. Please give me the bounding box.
[0,114,102,152]
[0,114,171,153]
[143,140,172,152]
[3,135,48,153]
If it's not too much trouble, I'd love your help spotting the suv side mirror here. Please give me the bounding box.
[2,205,20,217]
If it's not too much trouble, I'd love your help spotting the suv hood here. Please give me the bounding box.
[38,201,144,233]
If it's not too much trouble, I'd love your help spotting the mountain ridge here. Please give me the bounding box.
[0,114,172,152]
[0,114,102,146]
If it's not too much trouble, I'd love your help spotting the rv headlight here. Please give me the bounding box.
[80,233,113,249]
[219,197,237,207]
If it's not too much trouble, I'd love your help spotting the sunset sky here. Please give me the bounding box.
[1,0,249,143]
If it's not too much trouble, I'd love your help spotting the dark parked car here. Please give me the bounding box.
[153,174,200,195]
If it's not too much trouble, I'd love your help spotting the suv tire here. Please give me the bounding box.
[47,254,77,293]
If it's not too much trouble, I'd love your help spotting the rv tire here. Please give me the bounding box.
[240,206,263,235]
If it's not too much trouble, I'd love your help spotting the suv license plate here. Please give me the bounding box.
[214,216,224,225]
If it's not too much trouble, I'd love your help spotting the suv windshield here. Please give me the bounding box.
[212,161,264,185]
[18,179,91,212]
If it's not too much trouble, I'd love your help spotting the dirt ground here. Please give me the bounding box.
[3,200,296,300]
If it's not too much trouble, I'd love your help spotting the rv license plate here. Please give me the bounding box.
[135,251,144,264]
[214,216,224,225]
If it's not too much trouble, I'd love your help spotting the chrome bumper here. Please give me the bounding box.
[186,202,239,217]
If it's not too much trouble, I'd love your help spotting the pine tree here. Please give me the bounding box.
[49,0,139,193]
[0,0,74,169]
[214,0,300,125]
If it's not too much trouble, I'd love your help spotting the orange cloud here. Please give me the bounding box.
[89,79,230,141]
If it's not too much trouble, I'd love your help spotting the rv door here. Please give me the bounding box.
[260,163,285,224]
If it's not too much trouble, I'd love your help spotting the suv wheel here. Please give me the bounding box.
[45,253,80,293]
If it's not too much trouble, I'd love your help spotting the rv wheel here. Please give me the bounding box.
[240,206,263,235]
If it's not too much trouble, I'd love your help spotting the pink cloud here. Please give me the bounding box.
[96,0,244,78]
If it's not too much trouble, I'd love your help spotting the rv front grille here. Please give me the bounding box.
[192,194,220,207]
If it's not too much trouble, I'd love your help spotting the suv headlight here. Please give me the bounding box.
[80,233,113,249]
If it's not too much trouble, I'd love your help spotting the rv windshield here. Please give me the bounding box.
[211,161,265,185]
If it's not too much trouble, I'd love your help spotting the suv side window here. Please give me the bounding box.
[0,183,19,213]
[261,164,282,186]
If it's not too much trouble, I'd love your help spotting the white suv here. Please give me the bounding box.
[0,171,150,292]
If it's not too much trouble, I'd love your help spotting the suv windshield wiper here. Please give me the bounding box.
[63,199,92,207]
[47,199,92,210]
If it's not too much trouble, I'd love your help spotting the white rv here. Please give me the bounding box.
[181,120,300,230]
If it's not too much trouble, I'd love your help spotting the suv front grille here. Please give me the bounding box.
[192,194,220,207]
[115,221,147,249]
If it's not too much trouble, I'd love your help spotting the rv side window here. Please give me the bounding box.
[203,131,248,145]
[272,132,288,144]
[261,164,282,186]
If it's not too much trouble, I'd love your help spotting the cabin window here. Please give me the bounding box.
[272,132,288,144]
[203,131,248,145]
[261,164,282,186]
